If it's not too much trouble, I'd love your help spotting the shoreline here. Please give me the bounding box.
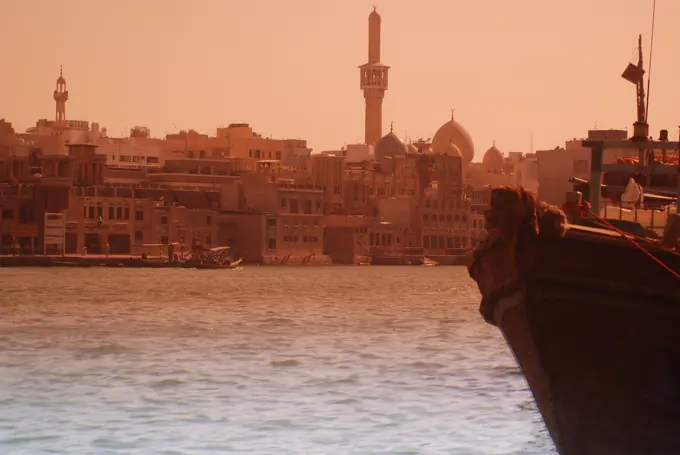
[0,254,471,268]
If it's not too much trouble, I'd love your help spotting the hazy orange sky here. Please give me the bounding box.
[2,0,679,159]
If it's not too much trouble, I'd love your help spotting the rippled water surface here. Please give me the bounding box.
[0,266,555,454]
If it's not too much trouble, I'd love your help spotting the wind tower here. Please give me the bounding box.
[359,7,389,145]
[54,65,68,127]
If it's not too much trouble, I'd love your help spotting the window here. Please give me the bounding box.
[134,231,143,244]
[1,209,14,220]
[124,207,130,220]
[281,198,287,208]
[206,215,212,225]
[205,236,211,245]
[135,210,144,221]
[109,206,115,220]
[267,218,277,227]
[268,238,277,249]
[160,235,169,244]
[161,216,168,225]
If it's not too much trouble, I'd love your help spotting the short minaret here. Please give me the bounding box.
[359,7,389,146]
[54,65,68,127]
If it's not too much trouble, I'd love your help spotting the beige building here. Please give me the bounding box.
[537,129,632,205]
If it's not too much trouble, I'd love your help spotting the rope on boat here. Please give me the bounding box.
[577,201,680,280]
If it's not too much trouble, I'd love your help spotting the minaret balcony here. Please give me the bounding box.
[361,81,388,91]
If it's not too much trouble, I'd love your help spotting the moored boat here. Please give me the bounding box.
[468,29,680,454]
[468,185,679,454]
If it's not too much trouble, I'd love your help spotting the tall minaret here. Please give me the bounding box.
[359,7,389,145]
[54,65,68,126]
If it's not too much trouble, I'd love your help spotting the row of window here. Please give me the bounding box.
[249,150,283,160]
[0,206,35,223]
[114,155,159,163]
[83,204,140,221]
[280,198,322,213]
[424,199,466,210]
[282,235,318,243]
[135,232,212,245]
[423,213,468,223]
[352,187,417,199]
[82,204,170,225]
[280,218,320,228]
[423,236,468,249]
[370,232,394,247]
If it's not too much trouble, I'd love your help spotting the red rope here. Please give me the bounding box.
[576,202,680,280]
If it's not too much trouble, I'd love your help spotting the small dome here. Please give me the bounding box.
[431,116,475,163]
[482,144,504,172]
[407,143,419,154]
[445,142,463,158]
[375,130,408,161]
[369,8,381,21]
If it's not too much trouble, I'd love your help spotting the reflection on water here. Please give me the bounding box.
[0,267,555,454]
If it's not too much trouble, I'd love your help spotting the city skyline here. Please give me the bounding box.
[3,0,679,158]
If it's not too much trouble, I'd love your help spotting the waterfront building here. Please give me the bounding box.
[1,8,485,263]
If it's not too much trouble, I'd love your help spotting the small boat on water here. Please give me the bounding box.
[184,246,243,270]
[469,33,680,455]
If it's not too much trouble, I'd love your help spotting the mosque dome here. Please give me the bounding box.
[430,116,475,163]
[369,8,381,22]
[375,130,408,161]
[444,142,463,158]
[407,143,419,154]
[482,144,504,172]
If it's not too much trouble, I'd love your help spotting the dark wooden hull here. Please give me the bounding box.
[471,226,680,454]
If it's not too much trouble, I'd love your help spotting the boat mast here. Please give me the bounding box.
[636,35,646,126]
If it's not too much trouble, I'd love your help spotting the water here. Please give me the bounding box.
[0,266,555,454]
